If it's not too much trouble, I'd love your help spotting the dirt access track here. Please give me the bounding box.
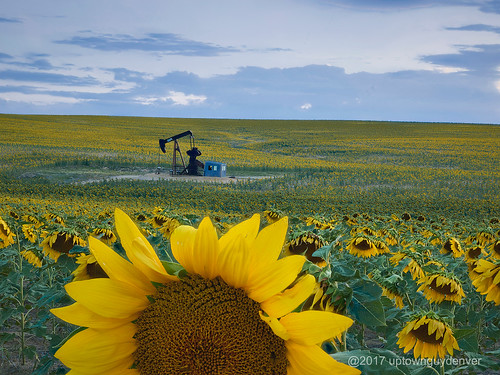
[82,172,275,184]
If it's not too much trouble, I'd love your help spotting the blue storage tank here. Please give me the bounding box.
[204,161,226,177]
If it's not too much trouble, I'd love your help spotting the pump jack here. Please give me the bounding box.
[159,131,204,175]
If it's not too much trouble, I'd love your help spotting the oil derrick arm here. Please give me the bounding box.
[159,130,193,153]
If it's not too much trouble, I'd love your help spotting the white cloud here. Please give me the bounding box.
[300,103,312,110]
[0,92,90,105]
[135,91,207,106]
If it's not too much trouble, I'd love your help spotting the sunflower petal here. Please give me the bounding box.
[51,302,132,329]
[261,274,317,318]
[217,234,250,289]
[286,341,360,375]
[114,209,174,283]
[170,225,197,274]
[247,255,306,302]
[280,310,353,346]
[88,237,155,294]
[55,324,137,374]
[131,237,176,283]
[259,311,290,340]
[65,279,149,319]
[250,217,288,270]
[192,217,220,279]
[219,214,260,252]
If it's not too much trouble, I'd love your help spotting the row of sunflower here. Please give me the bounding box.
[2,203,499,374]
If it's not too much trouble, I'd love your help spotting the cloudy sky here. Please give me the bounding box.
[1,0,499,123]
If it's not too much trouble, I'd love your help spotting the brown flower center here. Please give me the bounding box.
[355,238,373,251]
[429,278,455,295]
[52,234,75,253]
[135,275,287,375]
[468,247,482,259]
[411,323,444,344]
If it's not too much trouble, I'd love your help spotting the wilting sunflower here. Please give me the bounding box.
[150,213,172,228]
[72,253,109,281]
[471,258,500,305]
[465,246,486,263]
[265,209,283,224]
[0,217,16,249]
[440,238,464,258]
[41,230,87,262]
[91,227,117,245]
[20,250,43,268]
[397,313,459,359]
[45,212,65,226]
[347,236,379,258]
[22,214,43,228]
[157,218,180,239]
[390,251,426,280]
[285,232,327,266]
[417,272,465,304]
[51,209,360,375]
[302,285,335,314]
[369,271,405,309]
[488,240,500,260]
[22,224,38,243]
[476,231,495,247]
[379,229,398,246]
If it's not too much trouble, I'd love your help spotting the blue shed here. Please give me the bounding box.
[204,161,226,177]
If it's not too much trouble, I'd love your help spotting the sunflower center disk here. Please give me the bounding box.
[52,234,75,253]
[411,324,444,345]
[429,279,454,295]
[135,275,288,375]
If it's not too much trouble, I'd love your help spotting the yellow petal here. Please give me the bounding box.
[114,208,173,283]
[65,279,149,319]
[67,369,139,375]
[192,217,220,279]
[280,310,353,346]
[88,237,155,295]
[259,311,290,340]
[131,237,176,283]
[250,217,288,271]
[247,255,305,302]
[51,302,132,329]
[55,324,136,374]
[261,274,317,318]
[217,234,251,289]
[286,341,361,375]
[219,214,260,252]
[170,225,197,274]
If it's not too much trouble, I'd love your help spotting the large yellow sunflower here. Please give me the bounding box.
[51,209,359,375]
[0,217,16,249]
[416,273,465,304]
[397,314,459,359]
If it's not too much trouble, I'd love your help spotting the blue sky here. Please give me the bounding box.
[1,0,499,123]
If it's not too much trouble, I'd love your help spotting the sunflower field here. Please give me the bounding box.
[0,114,499,374]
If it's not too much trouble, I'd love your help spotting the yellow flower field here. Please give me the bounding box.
[0,114,499,374]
